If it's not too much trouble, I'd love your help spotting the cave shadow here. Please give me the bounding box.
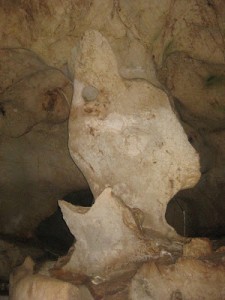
[166,175,225,239]
[35,188,94,257]
[165,113,225,239]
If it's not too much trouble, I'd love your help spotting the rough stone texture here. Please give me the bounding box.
[68,30,200,237]
[0,0,92,68]
[130,259,225,299]
[169,128,225,237]
[0,239,44,281]
[114,0,225,83]
[9,257,93,300]
[0,122,87,236]
[0,49,87,236]
[130,240,225,300]
[158,52,225,131]
[58,188,150,279]
[113,0,225,237]
[152,0,225,66]
[156,25,225,237]
[55,187,184,298]
[0,0,152,83]
[183,238,212,257]
[0,47,72,135]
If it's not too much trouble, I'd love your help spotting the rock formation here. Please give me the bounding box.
[58,188,151,279]
[9,257,93,300]
[68,30,200,238]
[0,0,225,243]
[0,0,225,299]
[0,48,88,236]
[130,239,225,300]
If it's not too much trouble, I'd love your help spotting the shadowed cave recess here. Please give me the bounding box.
[1,1,225,299]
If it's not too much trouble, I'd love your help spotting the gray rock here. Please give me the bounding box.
[82,85,99,102]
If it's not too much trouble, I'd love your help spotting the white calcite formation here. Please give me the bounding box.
[68,30,200,238]
[59,188,151,279]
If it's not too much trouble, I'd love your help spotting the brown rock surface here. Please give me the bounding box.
[130,244,225,300]
[0,48,87,236]
[9,257,92,300]
[183,238,212,257]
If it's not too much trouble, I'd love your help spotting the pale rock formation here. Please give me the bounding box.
[58,188,151,279]
[130,239,225,300]
[9,257,93,300]
[68,30,200,237]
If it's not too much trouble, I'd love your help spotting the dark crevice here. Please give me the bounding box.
[0,188,94,297]
[165,95,225,240]
[34,188,94,257]
[0,103,5,116]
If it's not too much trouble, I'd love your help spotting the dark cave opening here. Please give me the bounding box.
[164,92,225,241]
[0,188,94,297]
[166,182,225,239]
[35,188,94,257]
[165,98,225,241]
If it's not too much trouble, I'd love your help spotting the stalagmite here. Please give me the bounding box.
[68,30,200,238]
